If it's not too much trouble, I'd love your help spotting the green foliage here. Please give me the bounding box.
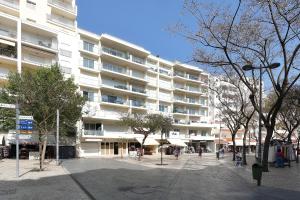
[0,91,15,131]
[1,65,85,137]
[120,113,173,144]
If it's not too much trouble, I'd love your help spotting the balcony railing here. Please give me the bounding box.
[0,0,19,9]
[102,63,127,74]
[22,53,56,67]
[173,108,187,114]
[132,87,146,94]
[131,100,145,108]
[102,46,129,60]
[83,130,103,136]
[132,56,145,65]
[47,14,75,29]
[0,27,16,39]
[159,69,171,76]
[174,71,185,78]
[48,0,76,13]
[188,74,199,81]
[102,95,126,105]
[114,84,128,90]
[22,33,58,50]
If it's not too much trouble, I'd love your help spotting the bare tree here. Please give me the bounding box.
[178,0,300,171]
[210,74,250,161]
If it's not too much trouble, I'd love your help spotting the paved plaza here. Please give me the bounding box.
[0,154,299,200]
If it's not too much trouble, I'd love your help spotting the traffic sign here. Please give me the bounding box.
[0,103,16,109]
[19,115,33,120]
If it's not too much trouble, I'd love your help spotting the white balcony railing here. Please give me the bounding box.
[0,0,19,9]
[48,0,76,13]
[47,14,75,29]
[22,54,56,67]
[22,32,58,50]
[82,130,103,136]
[0,26,16,39]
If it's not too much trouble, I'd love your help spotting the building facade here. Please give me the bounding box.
[0,0,216,157]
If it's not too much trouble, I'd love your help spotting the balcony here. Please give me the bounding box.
[0,0,19,10]
[132,56,145,65]
[47,14,75,29]
[188,74,199,81]
[0,26,16,40]
[101,95,127,105]
[173,108,187,114]
[48,0,76,13]
[102,62,127,74]
[22,32,58,52]
[102,46,129,60]
[82,130,104,137]
[22,53,56,67]
[80,41,99,56]
[159,69,171,76]
[0,45,16,59]
[174,71,185,78]
[130,100,146,108]
[131,86,146,94]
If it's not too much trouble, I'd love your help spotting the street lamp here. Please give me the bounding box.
[242,63,280,164]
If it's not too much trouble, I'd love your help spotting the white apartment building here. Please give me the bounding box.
[0,0,215,157]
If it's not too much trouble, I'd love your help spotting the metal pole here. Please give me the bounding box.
[219,120,221,151]
[56,109,59,165]
[16,19,21,178]
[258,66,262,164]
[15,102,19,178]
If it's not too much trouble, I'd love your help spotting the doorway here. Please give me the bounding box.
[114,142,118,155]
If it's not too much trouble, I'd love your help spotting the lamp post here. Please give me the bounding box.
[242,63,280,164]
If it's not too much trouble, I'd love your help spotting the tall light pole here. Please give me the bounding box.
[242,63,280,164]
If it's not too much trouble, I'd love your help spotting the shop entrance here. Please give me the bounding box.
[114,142,119,155]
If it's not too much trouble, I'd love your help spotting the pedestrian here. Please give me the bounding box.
[174,147,179,160]
[235,151,242,167]
[276,148,284,168]
[199,147,202,157]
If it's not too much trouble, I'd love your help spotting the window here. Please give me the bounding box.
[189,130,197,136]
[159,104,168,112]
[83,91,94,102]
[83,58,95,69]
[201,131,207,137]
[83,123,102,135]
[83,41,94,52]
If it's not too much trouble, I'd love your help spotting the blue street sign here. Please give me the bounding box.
[18,119,33,131]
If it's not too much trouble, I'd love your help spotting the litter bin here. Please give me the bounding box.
[216,152,220,160]
[252,163,262,186]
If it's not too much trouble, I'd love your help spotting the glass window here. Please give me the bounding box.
[83,58,95,69]
[159,104,168,112]
[83,41,94,52]
[83,91,94,101]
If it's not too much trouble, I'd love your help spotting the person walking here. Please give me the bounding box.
[174,147,179,160]
[198,147,202,157]
[276,148,284,168]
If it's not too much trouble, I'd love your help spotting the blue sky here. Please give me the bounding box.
[76,0,193,63]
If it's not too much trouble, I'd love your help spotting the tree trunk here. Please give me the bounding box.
[297,137,300,163]
[160,133,163,165]
[242,127,248,165]
[232,134,236,161]
[262,128,273,172]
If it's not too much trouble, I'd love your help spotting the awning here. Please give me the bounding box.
[167,139,187,147]
[135,137,159,146]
